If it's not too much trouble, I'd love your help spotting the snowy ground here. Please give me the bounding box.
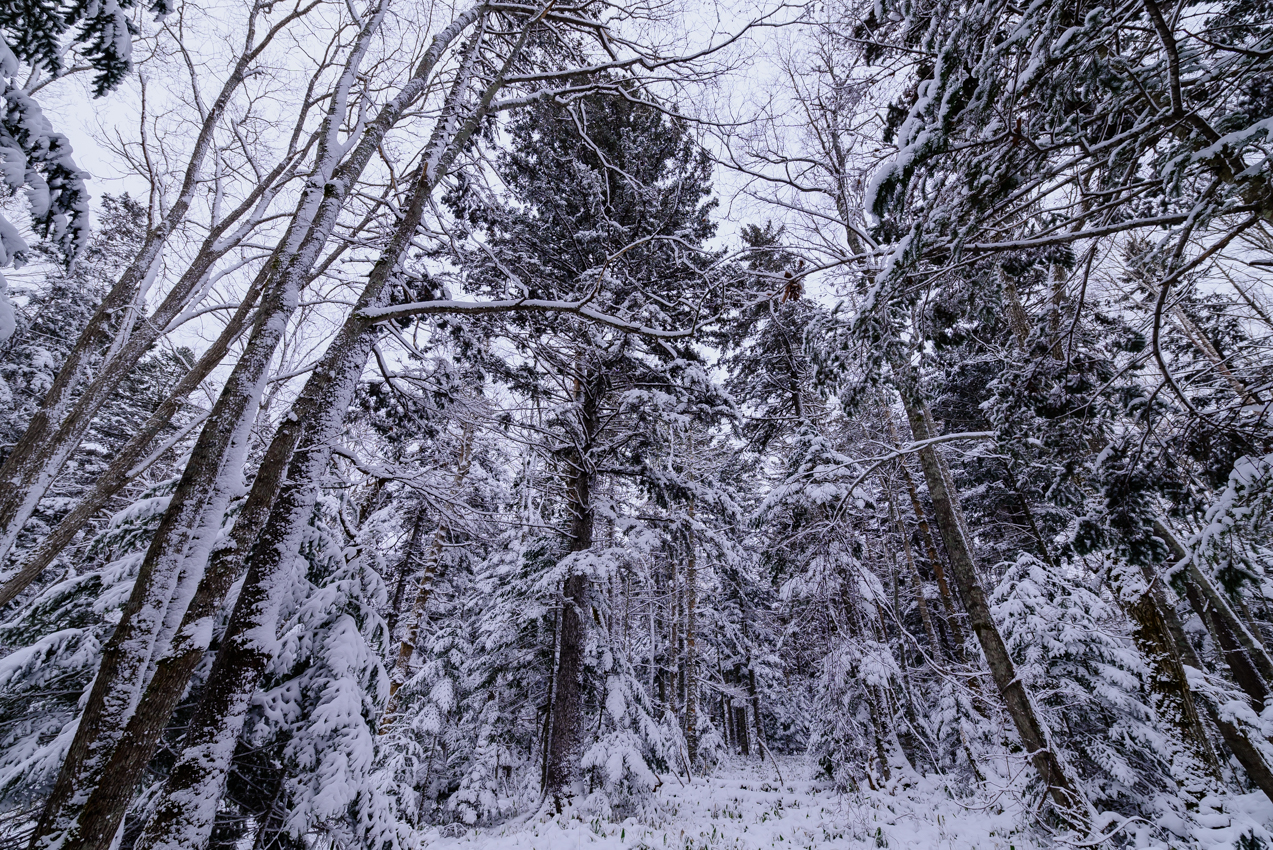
[417,757,1047,850]
[420,757,1273,850]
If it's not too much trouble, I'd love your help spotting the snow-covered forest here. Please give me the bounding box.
[1,0,1272,847]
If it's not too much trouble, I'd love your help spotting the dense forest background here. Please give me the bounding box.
[0,0,1272,847]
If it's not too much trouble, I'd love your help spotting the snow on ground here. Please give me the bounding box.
[422,757,1273,850]
[424,756,1046,850]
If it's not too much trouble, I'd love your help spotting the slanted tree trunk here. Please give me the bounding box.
[892,366,1090,828]
[134,321,382,850]
[30,275,287,850]
[887,490,942,653]
[1189,581,1270,713]
[0,35,314,571]
[0,277,265,609]
[886,415,965,652]
[1105,561,1223,780]
[1132,280,1263,405]
[133,28,528,837]
[1154,518,1273,696]
[1140,558,1273,802]
[1150,519,1273,801]
[27,11,491,848]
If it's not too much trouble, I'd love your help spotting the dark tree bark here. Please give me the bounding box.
[887,416,965,652]
[894,368,1090,827]
[684,510,698,760]
[1154,519,1273,705]
[387,503,431,639]
[1144,567,1273,802]
[887,490,942,654]
[735,698,750,757]
[1104,564,1222,778]
[381,428,474,730]
[747,666,764,757]
[544,372,602,808]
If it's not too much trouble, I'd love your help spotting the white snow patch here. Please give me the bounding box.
[422,757,1052,850]
[417,756,1273,850]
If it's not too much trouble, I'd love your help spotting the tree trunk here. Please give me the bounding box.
[0,280,264,609]
[865,688,891,785]
[1188,581,1270,713]
[544,371,602,807]
[29,296,279,850]
[893,371,1090,827]
[546,570,590,807]
[134,150,447,850]
[888,490,942,654]
[387,503,430,639]
[132,27,532,822]
[1106,562,1222,779]
[1154,518,1273,694]
[684,507,698,761]
[27,13,493,848]
[381,428,475,730]
[720,663,734,751]
[1142,564,1273,802]
[0,107,307,571]
[134,334,374,850]
[886,415,965,651]
[747,666,764,757]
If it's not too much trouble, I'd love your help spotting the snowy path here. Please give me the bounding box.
[422,757,1049,850]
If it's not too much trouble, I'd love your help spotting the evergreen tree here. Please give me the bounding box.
[443,84,727,810]
[992,555,1186,820]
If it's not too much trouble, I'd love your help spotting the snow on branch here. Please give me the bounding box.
[839,431,998,494]
[360,295,698,339]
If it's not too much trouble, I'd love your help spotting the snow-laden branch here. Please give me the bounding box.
[360,295,697,339]
[841,431,998,495]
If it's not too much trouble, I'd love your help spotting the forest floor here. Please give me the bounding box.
[419,756,1074,850]
[420,756,1273,850]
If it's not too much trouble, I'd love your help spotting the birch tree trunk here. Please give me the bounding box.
[133,290,390,850]
[133,16,543,846]
[0,3,318,568]
[27,7,477,846]
[0,273,266,608]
